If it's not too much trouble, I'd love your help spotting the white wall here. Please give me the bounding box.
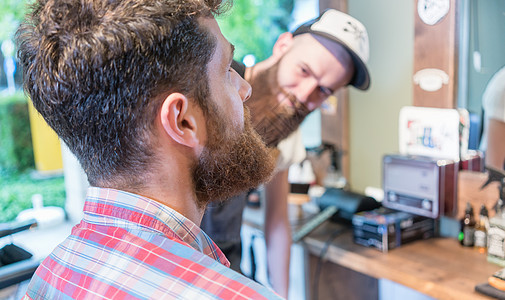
[348,0,414,193]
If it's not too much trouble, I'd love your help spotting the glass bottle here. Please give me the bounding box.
[474,205,489,253]
[459,202,476,247]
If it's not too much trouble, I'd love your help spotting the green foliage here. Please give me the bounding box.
[217,0,294,63]
[0,172,66,223]
[0,0,64,224]
[0,0,32,41]
[0,91,34,173]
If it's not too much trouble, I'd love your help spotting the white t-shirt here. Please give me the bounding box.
[480,66,505,151]
[276,128,307,171]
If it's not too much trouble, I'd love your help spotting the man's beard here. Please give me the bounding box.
[192,105,276,208]
[246,61,311,147]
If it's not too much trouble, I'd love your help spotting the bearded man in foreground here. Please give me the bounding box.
[17,0,280,298]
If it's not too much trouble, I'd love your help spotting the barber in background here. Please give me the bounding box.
[201,9,371,297]
[480,65,505,170]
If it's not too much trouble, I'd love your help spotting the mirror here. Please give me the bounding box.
[457,0,505,151]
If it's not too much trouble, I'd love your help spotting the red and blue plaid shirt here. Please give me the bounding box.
[23,187,281,299]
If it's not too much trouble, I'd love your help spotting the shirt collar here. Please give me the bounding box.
[83,187,230,267]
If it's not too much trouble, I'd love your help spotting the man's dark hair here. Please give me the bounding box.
[16,0,226,187]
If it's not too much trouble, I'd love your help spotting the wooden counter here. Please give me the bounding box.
[299,170,501,299]
[303,221,498,300]
[244,170,502,299]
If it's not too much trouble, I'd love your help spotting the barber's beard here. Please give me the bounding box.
[192,105,276,208]
[246,61,311,147]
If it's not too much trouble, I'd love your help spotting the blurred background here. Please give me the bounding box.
[0,0,65,224]
[1,0,504,221]
[0,2,313,297]
[0,0,301,223]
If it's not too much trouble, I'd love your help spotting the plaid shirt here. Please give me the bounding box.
[23,187,281,299]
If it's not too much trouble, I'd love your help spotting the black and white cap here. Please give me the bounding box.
[293,9,371,90]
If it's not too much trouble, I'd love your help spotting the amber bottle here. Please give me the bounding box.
[459,202,476,247]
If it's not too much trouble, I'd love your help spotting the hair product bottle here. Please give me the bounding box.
[487,168,505,266]
[459,202,476,247]
[475,205,489,254]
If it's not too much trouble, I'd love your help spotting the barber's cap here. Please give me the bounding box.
[293,9,370,90]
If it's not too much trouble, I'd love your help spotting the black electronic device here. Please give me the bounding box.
[291,188,380,242]
[352,207,435,252]
[317,188,381,223]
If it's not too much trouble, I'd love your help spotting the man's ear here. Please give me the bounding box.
[159,93,200,148]
[272,32,294,59]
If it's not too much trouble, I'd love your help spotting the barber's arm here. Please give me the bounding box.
[264,169,291,298]
[486,118,505,170]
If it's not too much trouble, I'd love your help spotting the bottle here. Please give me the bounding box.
[474,205,489,253]
[487,169,505,266]
[459,202,476,247]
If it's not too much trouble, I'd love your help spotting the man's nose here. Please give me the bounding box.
[296,78,318,103]
[239,77,252,103]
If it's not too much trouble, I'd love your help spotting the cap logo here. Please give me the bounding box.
[310,10,369,62]
[343,21,367,59]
